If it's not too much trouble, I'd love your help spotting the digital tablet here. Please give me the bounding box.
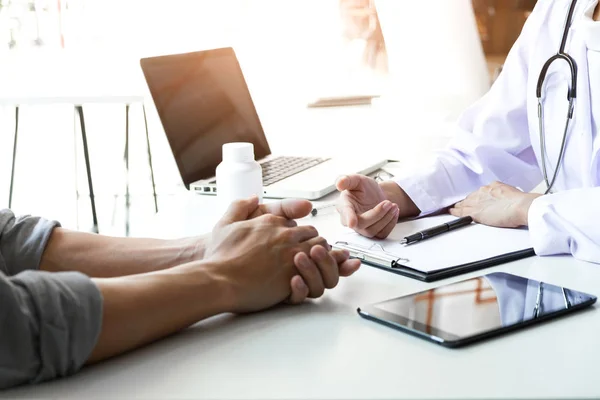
[358,272,597,348]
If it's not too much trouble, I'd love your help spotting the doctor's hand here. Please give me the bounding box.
[336,174,419,238]
[449,181,542,228]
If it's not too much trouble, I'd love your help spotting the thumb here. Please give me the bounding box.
[216,196,260,227]
[336,175,363,192]
[259,199,313,220]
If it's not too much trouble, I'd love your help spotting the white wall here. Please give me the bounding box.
[376,0,490,114]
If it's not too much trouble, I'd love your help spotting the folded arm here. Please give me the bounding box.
[40,228,200,277]
[0,210,104,388]
[87,261,230,363]
[38,199,351,279]
[0,270,102,389]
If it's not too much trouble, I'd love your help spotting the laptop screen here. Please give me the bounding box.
[141,47,271,188]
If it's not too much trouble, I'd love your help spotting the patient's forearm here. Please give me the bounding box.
[87,262,230,363]
[40,228,205,277]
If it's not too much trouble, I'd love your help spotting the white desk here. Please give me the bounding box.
[4,193,599,399]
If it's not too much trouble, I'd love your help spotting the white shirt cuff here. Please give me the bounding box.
[527,195,570,256]
[394,173,443,216]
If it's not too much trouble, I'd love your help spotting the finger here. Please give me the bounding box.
[337,199,358,229]
[374,207,400,239]
[259,199,313,220]
[364,205,399,238]
[335,174,364,192]
[279,218,298,228]
[452,207,481,224]
[328,248,361,276]
[288,225,319,243]
[330,249,350,264]
[287,275,309,305]
[458,191,480,207]
[286,219,298,228]
[449,206,474,218]
[356,200,394,232]
[256,214,293,227]
[216,196,260,227]
[304,235,330,250]
[339,259,361,277]
[294,252,326,298]
[449,207,462,217]
[310,245,339,289]
[455,196,475,208]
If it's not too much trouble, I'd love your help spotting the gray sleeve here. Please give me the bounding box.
[0,269,103,389]
[0,209,60,275]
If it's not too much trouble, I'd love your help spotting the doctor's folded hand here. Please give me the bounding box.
[336,0,600,264]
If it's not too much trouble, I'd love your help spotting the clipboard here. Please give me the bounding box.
[331,215,536,282]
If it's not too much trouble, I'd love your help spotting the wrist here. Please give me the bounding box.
[379,181,420,218]
[516,193,543,226]
[89,261,234,362]
[379,181,400,203]
[166,261,236,315]
[173,235,208,263]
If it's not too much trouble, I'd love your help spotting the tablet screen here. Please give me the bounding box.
[364,272,596,343]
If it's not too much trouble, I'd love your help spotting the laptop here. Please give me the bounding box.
[140,47,386,200]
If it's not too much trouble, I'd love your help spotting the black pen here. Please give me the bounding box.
[400,216,473,245]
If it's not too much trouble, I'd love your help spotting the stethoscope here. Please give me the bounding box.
[536,0,579,194]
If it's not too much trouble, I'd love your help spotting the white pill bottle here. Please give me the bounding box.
[216,142,263,208]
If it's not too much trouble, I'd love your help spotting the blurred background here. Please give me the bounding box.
[0,0,537,236]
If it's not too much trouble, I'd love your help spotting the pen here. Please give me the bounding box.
[400,216,473,245]
[311,202,336,216]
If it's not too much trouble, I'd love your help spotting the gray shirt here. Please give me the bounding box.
[0,209,103,389]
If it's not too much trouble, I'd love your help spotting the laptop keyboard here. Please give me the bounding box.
[261,156,328,186]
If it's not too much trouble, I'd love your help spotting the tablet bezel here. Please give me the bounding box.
[358,273,597,348]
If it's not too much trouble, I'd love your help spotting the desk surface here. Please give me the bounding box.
[4,193,599,399]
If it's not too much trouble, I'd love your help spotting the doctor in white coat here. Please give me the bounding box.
[336,0,600,263]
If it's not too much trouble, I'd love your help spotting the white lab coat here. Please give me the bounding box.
[396,0,600,263]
